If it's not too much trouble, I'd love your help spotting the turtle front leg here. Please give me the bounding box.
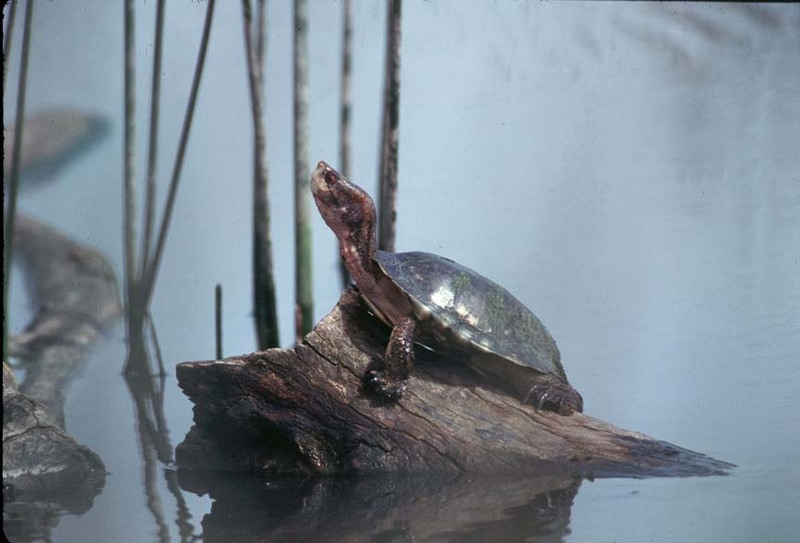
[363,315,416,403]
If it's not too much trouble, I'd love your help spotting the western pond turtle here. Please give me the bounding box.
[310,161,583,415]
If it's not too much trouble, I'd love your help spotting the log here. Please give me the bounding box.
[10,215,122,425]
[4,215,117,505]
[3,362,105,505]
[177,288,733,478]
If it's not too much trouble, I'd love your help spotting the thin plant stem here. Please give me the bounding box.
[338,0,353,288]
[294,0,313,340]
[2,0,18,96]
[140,0,166,279]
[215,284,222,359]
[256,0,265,67]
[142,0,217,309]
[377,0,402,252]
[146,312,166,377]
[242,0,280,349]
[123,0,144,373]
[340,0,353,180]
[3,0,33,360]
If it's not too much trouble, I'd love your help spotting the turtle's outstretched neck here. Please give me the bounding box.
[311,161,412,327]
[310,161,379,289]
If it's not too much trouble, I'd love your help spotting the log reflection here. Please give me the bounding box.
[178,470,581,543]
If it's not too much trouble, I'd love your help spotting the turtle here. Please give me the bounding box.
[310,161,583,415]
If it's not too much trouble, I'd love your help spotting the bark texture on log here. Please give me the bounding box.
[3,363,105,504]
[177,289,732,478]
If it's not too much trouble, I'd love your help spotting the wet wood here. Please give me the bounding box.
[3,363,106,503]
[177,289,733,478]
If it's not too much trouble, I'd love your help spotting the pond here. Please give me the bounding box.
[4,2,799,542]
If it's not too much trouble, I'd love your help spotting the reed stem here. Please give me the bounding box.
[3,0,33,360]
[146,312,166,377]
[377,0,402,252]
[338,0,353,288]
[215,284,223,359]
[242,0,280,349]
[294,0,313,340]
[142,0,217,309]
[2,0,18,96]
[140,0,166,279]
[256,0,265,67]
[122,0,141,367]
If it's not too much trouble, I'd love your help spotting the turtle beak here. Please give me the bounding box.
[310,161,332,198]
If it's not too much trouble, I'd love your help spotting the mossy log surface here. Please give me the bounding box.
[177,289,733,478]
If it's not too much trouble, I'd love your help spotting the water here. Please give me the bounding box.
[4,2,799,541]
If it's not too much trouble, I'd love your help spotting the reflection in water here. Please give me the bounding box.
[178,470,580,542]
[3,108,111,187]
[125,353,201,543]
[4,500,88,543]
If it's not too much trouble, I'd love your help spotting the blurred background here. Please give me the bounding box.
[4,2,799,542]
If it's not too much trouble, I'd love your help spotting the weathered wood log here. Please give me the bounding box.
[4,215,118,503]
[10,215,122,425]
[3,363,105,504]
[177,289,732,478]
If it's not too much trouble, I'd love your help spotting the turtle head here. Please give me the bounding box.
[311,161,378,264]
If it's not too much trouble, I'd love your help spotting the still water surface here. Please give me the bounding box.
[4,2,799,542]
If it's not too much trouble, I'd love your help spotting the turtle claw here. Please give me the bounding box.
[522,376,583,416]
[537,392,549,411]
[523,383,551,411]
[363,370,406,404]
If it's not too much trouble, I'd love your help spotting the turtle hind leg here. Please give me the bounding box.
[523,373,583,415]
[363,316,416,404]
